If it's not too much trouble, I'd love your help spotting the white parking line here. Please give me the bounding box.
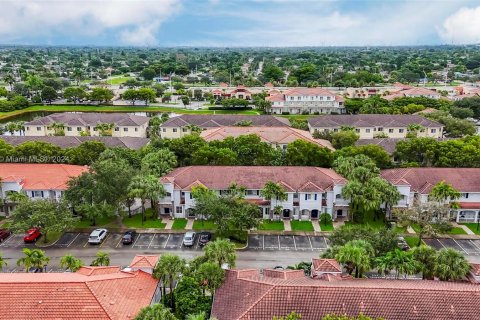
[132,233,141,247]
[470,240,480,252]
[163,234,171,249]
[323,237,328,248]
[99,234,111,248]
[148,234,156,248]
[308,236,313,251]
[293,236,297,250]
[0,234,14,247]
[262,235,265,250]
[452,239,468,255]
[67,233,80,247]
[277,235,280,250]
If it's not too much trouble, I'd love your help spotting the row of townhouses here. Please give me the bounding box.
[2,164,478,223]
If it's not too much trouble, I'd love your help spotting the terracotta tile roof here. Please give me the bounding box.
[200,126,334,150]
[0,164,88,190]
[471,263,480,276]
[25,113,149,126]
[129,255,159,268]
[458,202,480,209]
[264,82,274,87]
[355,138,406,154]
[311,259,342,273]
[0,266,158,320]
[77,266,121,276]
[161,166,346,192]
[308,114,442,129]
[1,136,150,150]
[384,87,440,100]
[212,269,480,320]
[161,115,290,128]
[266,94,285,102]
[284,87,335,97]
[393,82,414,90]
[381,168,480,193]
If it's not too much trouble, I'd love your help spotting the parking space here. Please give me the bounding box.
[0,234,35,248]
[54,233,80,248]
[149,234,170,249]
[165,234,184,249]
[132,233,155,249]
[424,238,480,255]
[247,234,328,252]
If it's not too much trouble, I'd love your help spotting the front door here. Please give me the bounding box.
[311,210,319,219]
[337,209,343,217]
[283,209,290,219]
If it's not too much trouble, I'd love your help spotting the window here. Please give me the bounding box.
[36,127,41,131]
[77,127,82,131]
[378,127,383,131]
[67,127,72,131]
[189,193,193,199]
[366,129,371,133]
[246,190,258,196]
[181,192,185,196]
[335,194,342,199]
[173,128,177,132]
[182,128,187,132]
[333,128,338,132]
[162,128,166,132]
[26,127,30,131]
[32,191,43,198]
[114,127,119,131]
[314,194,318,200]
[135,128,138,132]
[399,129,404,133]
[431,129,436,133]
[355,129,360,133]
[93,127,97,131]
[463,193,469,199]
[305,194,312,200]
[176,206,183,214]
[388,129,394,133]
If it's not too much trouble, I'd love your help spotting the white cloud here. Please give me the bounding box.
[0,0,182,45]
[438,6,480,44]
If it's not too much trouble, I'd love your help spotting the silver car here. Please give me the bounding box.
[88,229,108,244]
[183,231,196,247]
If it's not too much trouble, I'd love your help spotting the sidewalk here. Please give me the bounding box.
[162,217,174,230]
[185,218,194,230]
[312,220,321,232]
[283,220,291,232]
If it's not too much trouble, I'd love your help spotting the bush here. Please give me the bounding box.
[208,106,252,111]
[319,213,332,226]
[281,111,290,115]
[218,230,248,244]
[31,95,42,103]
[433,221,453,234]
[313,111,320,115]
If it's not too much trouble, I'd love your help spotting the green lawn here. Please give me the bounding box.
[447,227,467,235]
[192,219,217,230]
[290,221,314,232]
[345,210,387,230]
[37,230,62,246]
[319,221,334,231]
[172,218,188,230]
[0,104,260,121]
[107,76,133,85]
[461,223,480,235]
[122,214,166,229]
[74,216,117,228]
[404,236,421,248]
[258,220,284,231]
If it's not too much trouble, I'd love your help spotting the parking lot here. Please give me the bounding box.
[0,232,206,251]
[423,238,480,255]
[247,234,329,251]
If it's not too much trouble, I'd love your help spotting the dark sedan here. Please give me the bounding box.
[122,230,137,245]
[198,232,212,247]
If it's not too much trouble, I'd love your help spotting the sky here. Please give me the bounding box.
[0,0,480,47]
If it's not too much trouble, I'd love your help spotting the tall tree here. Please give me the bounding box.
[60,254,83,272]
[195,262,225,295]
[134,303,177,320]
[141,149,177,177]
[430,180,461,203]
[90,251,110,266]
[411,245,436,280]
[261,181,288,216]
[16,248,50,272]
[335,240,374,278]
[153,254,186,311]
[128,174,166,223]
[434,248,470,281]
[204,238,237,268]
[375,249,418,279]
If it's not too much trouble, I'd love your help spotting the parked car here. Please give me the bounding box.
[23,227,41,243]
[0,229,11,242]
[397,236,409,251]
[198,232,212,247]
[183,231,196,247]
[88,229,108,245]
[122,230,137,245]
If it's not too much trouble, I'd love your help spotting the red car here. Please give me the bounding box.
[24,227,41,243]
[0,229,11,242]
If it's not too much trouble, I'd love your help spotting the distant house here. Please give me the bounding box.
[1,136,150,150]
[381,168,480,223]
[160,115,290,139]
[210,85,252,100]
[0,255,160,320]
[200,126,333,150]
[24,113,149,138]
[308,114,443,139]
[0,163,88,216]
[266,87,345,115]
[383,87,441,100]
[212,267,480,320]
[310,258,342,278]
[355,138,406,155]
[159,166,348,220]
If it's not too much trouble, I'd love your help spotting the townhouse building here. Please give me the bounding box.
[159,166,348,220]
[0,163,88,216]
[200,126,334,150]
[383,87,442,100]
[308,114,443,139]
[381,168,480,223]
[24,113,149,138]
[266,88,346,115]
[159,115,290,139]
[1,136,150,150]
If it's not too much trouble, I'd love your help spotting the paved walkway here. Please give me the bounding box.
[312,220,321,232]
[453,223,475,235]
[406,226,416,234]
[333,219,345,229]
[283,220,291,231]
[185,219,194,230]
[162,217,174,230]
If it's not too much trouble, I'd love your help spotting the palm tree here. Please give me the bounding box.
[434,248,470,281]
[134,303,176,320]
[128,175,166,224]
[204,238,237,268]
[153,254,186,310]
[411,245,436,279]
[195,262,225,296]
[186,313,206,320]
[48,122,65,136]
[5,122,20,135]
[60,254,83,272]
[335,240,374,278]
[95,123,115,136]
[0,252,8,270]
[375,249,417,279]
[90,251,110,266]
[261,181,287,219]
[430,180,461,204]
[3,73,15,91]
[16,248,50,272]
